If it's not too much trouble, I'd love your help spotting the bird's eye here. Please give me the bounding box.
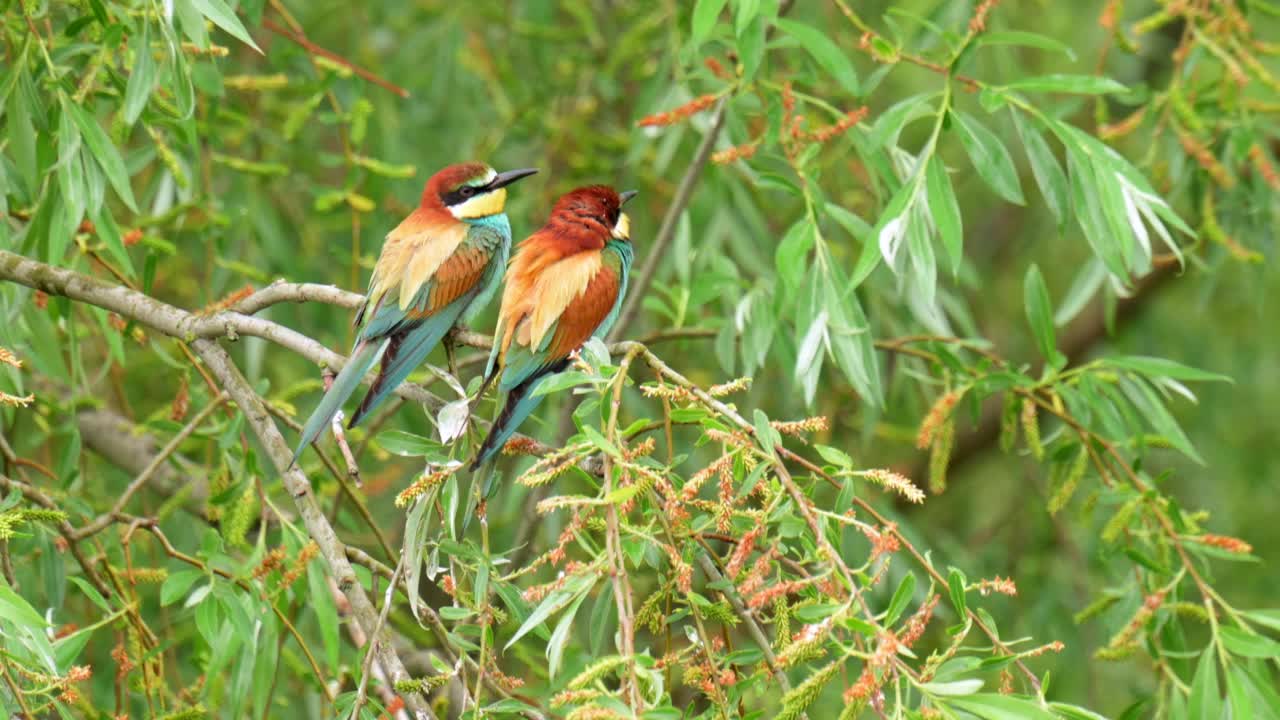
[460,186,475,198]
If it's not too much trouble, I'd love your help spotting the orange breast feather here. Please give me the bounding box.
[496,239,615,362]
[367,209,468,312]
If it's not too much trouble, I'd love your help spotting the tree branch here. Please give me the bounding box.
[0,250,435,718]
[189,339,435,718]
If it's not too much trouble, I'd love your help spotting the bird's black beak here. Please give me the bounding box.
[489,168,539,190]
[620,189,639,205]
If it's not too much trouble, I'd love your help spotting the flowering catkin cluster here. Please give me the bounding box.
[862,469,926,504]
[637,94,719,127]
[394,464,460,507]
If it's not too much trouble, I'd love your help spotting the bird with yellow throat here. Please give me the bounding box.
[292,162,538,464]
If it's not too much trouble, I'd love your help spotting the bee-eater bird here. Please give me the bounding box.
[291,162,538,465]
[470,185,637,470]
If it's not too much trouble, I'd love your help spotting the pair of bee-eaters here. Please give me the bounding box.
[290,162,636,471]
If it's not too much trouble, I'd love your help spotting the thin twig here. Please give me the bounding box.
[351,557,405,719]
[260,17,410,98]
[73,393,227,540]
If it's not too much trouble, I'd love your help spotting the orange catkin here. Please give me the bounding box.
[638,94,718,127]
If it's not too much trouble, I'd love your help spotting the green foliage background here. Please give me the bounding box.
[1,0,1278,718]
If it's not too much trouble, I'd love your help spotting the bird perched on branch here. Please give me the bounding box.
[471,185,637,470]
[292,162,538,465]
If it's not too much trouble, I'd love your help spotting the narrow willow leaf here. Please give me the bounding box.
[1004,74,1129,95]
[948,568,967,617]
[1023,264,1060,365]
[1065,144,1126,278]
[734,0,760,36]
[922,679,983,696]
[123,23,156,124]
[884,572,917,626]
[376,430,444,458]
[952,110,1025,205]
[775,219,815,289]
[66,100,138,212]
[1219,626,1280,658]
[1054,259,1106,326]
[948,693,1056,719]
[1013,112,1069,229]
[548,592,588,678]
[506,574,594,649]
[189,0,263,52]
[1227,666,1254,719]
[1119,376,1203,464]
[975,31,1077,59]
[1189,648,1222,720]
[925,154,963,273]
[89,204,136,275]
[1106,356,1232,383]
[691,0,727,42]
[776,19,860,96]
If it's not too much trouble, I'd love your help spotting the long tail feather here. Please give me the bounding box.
[348,308,462,429]
[291,339,387,466]
[469,359,570,470]
[470,374,548,470]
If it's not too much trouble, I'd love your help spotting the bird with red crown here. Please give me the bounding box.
[292,162,538,465]
[471,185,638,470]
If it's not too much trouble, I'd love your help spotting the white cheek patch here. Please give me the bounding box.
[612,212,631,240]
[449,187,507,219]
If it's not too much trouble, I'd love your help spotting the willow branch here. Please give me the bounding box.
[260,17,410,98]
[189,338,435,719]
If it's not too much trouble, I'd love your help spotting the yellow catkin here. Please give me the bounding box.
[1021,400,1043,460]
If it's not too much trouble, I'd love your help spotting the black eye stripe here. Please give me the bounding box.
[440,184,485,206]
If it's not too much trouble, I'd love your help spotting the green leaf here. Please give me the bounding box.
[948,568,967,618]
[1242,609,1280,634]
[775,219,815,290]
[921,679,982,697]
[1189,648,1222,720]
[506,573,593,650]
[123,23,156,124]
[733,0,760,36]
[775,19,860,96]
[188,0,263,52]
[1055,259,1106,326]
[160,569,204,606]
[90,204,136,275]
[1220,626,1280,658]
[1005,74,1129,95]
[752,409,781,457]
[1049,702,1112,720]
[975,31,1077,60]
[691,0,727,42]
[1119,376,1202,464]
[581,425,620,457]
[0,584,50,627]
[1227,666,1254,720]
[948,693,1056,720]
[884,571,916,626]
[952,110,1024,205]
[1106,356,1232,383]
[1013,112,1069,229]
[375,430,444,458]
[814,444,852,469]
[925,154,963,274]
[66,576,111,614]
[547,591,587,678]
[65,100,138,212]
[1023,264,1061,366]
